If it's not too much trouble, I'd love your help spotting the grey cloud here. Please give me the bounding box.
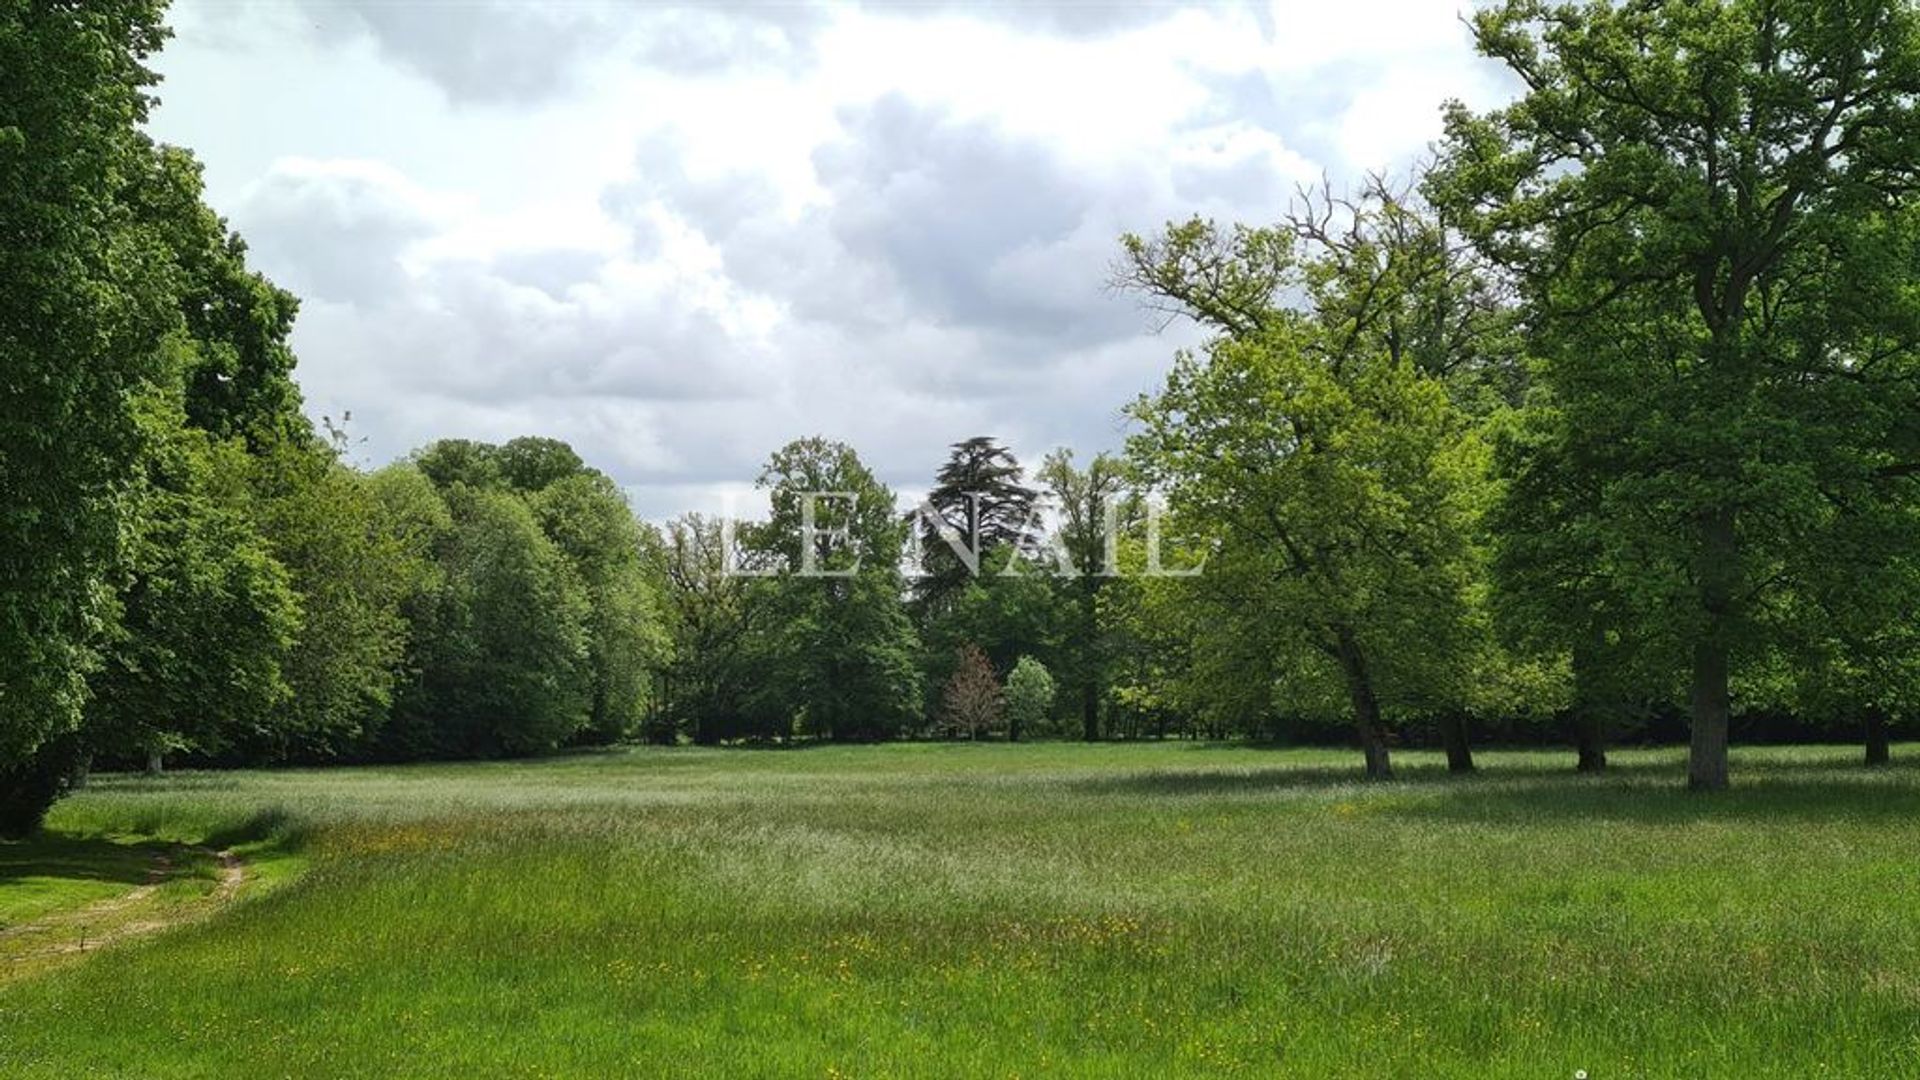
[298,0,613,104]
[885,0,1245,39]
[629,5,829,77]
[1168,140,1305,211]
[298,1,839,102]
[377,263,763,404]
[488,249,609,300]
[234,167,434,305]
[605,130,784,246]
[799,95,1136,349]
[236,168,762,414]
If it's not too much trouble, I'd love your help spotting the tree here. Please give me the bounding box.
[85,396,298,773]
[403,437,669,750]
[412,438,504,491]
[1100,535,1208,740]
[1767,480,1920,766]
[1038,449,1141,741]
[247,434,432,759]
[1432,0,1920,788]
[657,514,779,745]
[1129,326,1490,777]
[913,545,1063,731]
[361,464,457,760]
[83,133,315,774]
[461,488,593,754]
[125,141,303,446]
[1484,400,1644,772]
[1003,656,1056,742]
[748,438,924,741]
[0,1,176,834]
[914,437,1041,611]
[403,487,592,757]
[497,436,587,494]
[1121,208,1495,779]
[533,472,668,744]
[942,645,1003,740]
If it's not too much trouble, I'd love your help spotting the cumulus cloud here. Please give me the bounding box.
[147,0,1512,520]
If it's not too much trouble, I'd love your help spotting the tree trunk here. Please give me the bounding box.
[1570,629,1608,773]
[1687,508,1737,792]
[1574,719,1608,773]
[692,712,719,746]
[1687,635,1732,790]
[145,749,164,776]
[1440,713,1475,772]
[1335,628,1392,780]
[71,755,92,790]
[1865,709,1891,767]
[1081,681,1099,742]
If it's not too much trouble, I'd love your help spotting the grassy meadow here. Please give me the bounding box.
[2,742,1917,1077]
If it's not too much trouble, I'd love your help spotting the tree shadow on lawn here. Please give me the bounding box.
[1388,766,1920,826]
[1072,755,1920,825]
[200,807,302,852]
[0,834,169,890]
[0,808,304,895]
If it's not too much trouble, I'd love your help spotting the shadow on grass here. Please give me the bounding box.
[1388,766,1920,825]
[0,835,168,889]
[1073,755,1693,794]
[1071,754,1920,824]
[1070,763,1479,797]
[201,808,303,852]
[0,807,310,894]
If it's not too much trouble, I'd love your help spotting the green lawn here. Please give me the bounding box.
[1,743,1916,1077]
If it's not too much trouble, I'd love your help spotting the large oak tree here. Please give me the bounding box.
[1432,0,1920,788]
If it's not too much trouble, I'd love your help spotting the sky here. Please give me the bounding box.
[144,0,1513,521]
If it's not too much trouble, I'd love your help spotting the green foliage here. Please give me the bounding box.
[657,514,780,745]
[411,439,505,491]
[910,439,1063,737]
[914,437,1041,610]
[246,436,431,759]
[1037,449,1141,741]
[85,393,299,765]
[393,439,667,756]
[13,0,1920,811]
[0,733,86,839]
[1432,0,1920,787]
[749,438,924,742]
[0,2,176,778]
[1002,656,1056,741]
[533,473,669,744]
[123,142,304,444]
[359,465,457,760]
[914,546,1064,726]
[496,436,587,494]
[400,486,592,757]
[1124,212,1496,777]
[79,132,315,771]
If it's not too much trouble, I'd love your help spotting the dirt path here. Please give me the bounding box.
[0,846,250,971]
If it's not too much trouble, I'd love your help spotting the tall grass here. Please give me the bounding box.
[1,743,1916,1076]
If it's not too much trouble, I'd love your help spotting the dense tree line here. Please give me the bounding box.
[9,0,1920,833]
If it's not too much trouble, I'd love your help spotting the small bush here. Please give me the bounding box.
[1004,656,1056,742]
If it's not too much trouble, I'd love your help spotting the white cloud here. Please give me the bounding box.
[145,0,1511,521]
